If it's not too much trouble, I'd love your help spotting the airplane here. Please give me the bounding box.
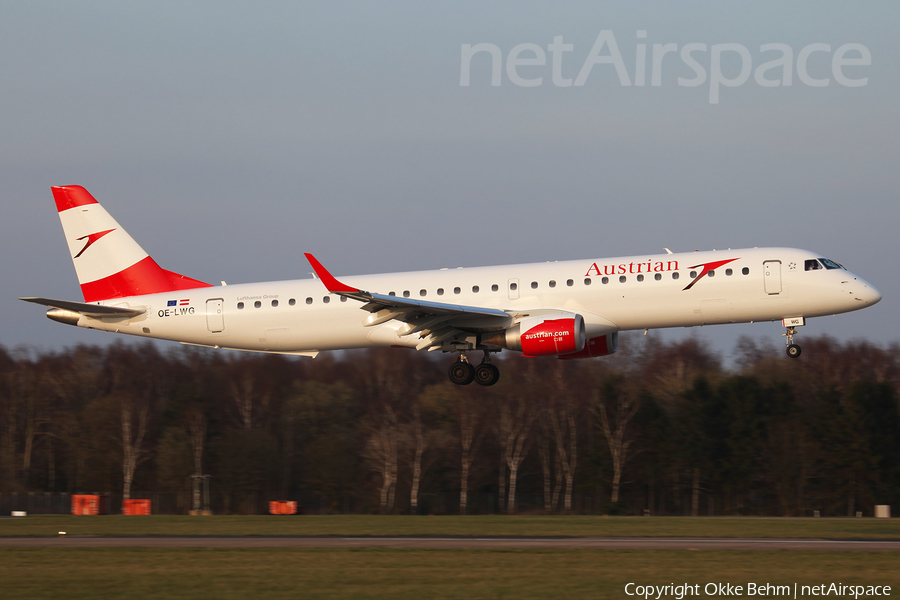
[22,185,882,386]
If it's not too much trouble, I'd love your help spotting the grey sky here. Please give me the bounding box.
[2,1,897,359]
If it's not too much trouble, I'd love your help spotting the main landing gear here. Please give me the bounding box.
[784,326,802,358]
[449,351,500,387]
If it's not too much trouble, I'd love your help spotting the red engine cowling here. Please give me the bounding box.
[558,332,618,360]
[483,313,586,357]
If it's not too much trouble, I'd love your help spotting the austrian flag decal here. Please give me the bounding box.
[167,299,190,307]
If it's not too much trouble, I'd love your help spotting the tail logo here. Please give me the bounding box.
[74,229,115,258]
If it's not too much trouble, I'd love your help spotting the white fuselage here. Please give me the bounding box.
[70,247,881,355]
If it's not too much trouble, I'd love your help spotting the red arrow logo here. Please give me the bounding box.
[74,229,115,258]
[683,258,740,291]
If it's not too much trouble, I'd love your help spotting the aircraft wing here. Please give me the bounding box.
[305,254,512,350]
[19,297,146,318]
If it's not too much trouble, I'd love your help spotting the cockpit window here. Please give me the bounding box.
[804,259,822,271]
[819,258,843,270]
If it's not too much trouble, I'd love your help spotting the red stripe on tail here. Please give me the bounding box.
[52,185,99,212]
[80,256,213,302]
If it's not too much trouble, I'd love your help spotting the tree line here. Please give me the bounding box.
[1,334,898,516]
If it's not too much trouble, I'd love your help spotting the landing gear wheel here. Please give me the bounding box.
[783,326,802,359]
[474,363,500,387]
[449,360,476,385]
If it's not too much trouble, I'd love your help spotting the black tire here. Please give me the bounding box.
[449,361,476,385]
[786,344,802,358]
[474,363,500,387]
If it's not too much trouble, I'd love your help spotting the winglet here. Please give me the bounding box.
[304,253,359,293]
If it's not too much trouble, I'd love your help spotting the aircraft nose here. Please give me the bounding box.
[864,283,883,305]
[852,278,882,306]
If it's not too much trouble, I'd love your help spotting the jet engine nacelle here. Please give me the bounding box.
[483,313,585,357]
[558,331,618,359]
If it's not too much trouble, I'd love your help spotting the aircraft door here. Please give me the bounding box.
[206,298,224,332]
[763,261,782,295]
[508,278,519,300]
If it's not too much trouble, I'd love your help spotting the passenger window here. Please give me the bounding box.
[637,274,644,282]
[437,288,444,296]
[584,278,592,286]
[531,282,538,289]
[254,301,261,308]
[509,283,517,291]
[340,296,347,302]
[725,269,733,276]
[619,276,626,283]
[289,298,296,306]
[389,291,396,296]
[567,279,574,286]
[473,286,479,293]
[306,298,312,305]
[271,300,278,307]
[690,271,697,278]
[492,284,499,292]
[602,277,609,284]
[654,273,662,281]
[323,296,330,304]
[549,280,556,288]
[403,291,410,298]
[454,287,461,294]
[708,270,715,277]
[805,259,822,271]
[672,272,680,280]
[742,267,750,275]
[420,289,427,296]
[237,302,244,309]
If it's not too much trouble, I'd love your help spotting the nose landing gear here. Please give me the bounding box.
[784,326,802,358]
[449,351,500,386]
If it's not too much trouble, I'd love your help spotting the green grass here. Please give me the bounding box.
[2,514,899,539]
[1,548,898,600]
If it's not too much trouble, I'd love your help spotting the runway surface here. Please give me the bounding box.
[1,536,898,551]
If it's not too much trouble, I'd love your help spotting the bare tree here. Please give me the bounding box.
[44,346,105,493]
[549,406,578,513]
[497,398,534,514]
[0,378,16,491]
[409,404,425,512]
[16,360,47,487]
[119,393,149,501]
[186,403,206,477]
[364,406,399,513]
[536,411,553,513]
[543,366,582,513]
[458,391,486,515]
[595,378,641,505]
[228,370,270,430]
[185,401,208,511]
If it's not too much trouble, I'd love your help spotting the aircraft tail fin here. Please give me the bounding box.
[52,185,212,302]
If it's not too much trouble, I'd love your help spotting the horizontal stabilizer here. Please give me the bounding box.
[19,297,146,317]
